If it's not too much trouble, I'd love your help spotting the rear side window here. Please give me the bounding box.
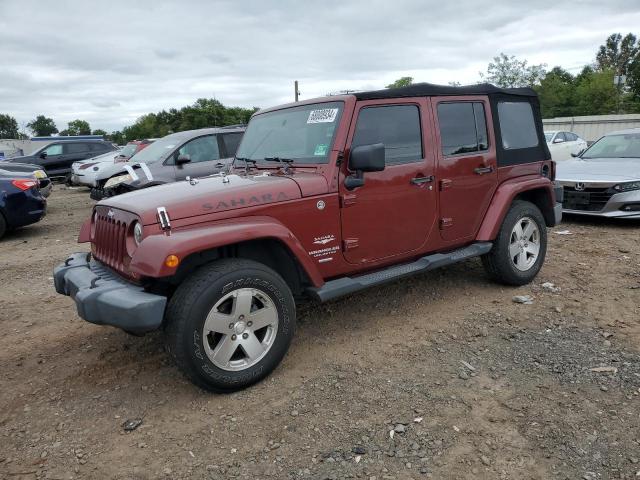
[89,143,106,152]
[565,132,578,141]
[64,143,88,154]
[352,105,422,165]
[497,102,539,150]
[221,133,243,157]
[437,102,489,156]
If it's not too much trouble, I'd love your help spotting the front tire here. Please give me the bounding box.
[164,258,296,392]
[482,200,547,286]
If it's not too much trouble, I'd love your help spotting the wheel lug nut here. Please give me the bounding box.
[238,315,245,320]
[247,321,253,327]
[229,323,234,329]
[242,333,249,339]
[231,334,237,340]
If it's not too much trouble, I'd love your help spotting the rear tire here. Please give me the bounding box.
[164,258,295,392]
[482,200,547,286]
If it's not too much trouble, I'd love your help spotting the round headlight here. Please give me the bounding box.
[133,221,143,245]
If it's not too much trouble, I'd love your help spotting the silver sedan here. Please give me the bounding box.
[556,128,640,218]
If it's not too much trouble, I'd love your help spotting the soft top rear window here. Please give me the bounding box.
[497,102,539,150]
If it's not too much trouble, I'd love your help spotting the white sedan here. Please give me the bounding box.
[545,131,588,161]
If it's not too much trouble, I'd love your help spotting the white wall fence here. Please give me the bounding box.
[543,114,640,142]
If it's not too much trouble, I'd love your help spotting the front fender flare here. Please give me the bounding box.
[129,216,324,287]
[476,176,555,241]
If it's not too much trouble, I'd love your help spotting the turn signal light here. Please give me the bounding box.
[12,179,38,191]
[165,255,180,268]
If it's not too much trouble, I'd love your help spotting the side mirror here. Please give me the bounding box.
[175,154,191,165]
[553,138,564,144]
[40,152,48,159]
[571,148,585,158]
[344,143,385,190]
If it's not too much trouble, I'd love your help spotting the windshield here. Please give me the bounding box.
[128,134,184,164]
[582,133,640,159]
[119,144,138,157]
[544,132,554,142]
[236,101,344,164]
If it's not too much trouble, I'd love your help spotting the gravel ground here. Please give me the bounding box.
[1,186,639,480]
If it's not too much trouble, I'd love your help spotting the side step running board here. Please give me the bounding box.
[306,242,493,302]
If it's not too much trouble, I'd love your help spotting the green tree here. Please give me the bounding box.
[573,67,619,115]
[596,33,639,76]
[92,129,107,136]
[27,115,58,136]
[534,67,576,118]
[386,77,413,89]
[107,131,125,145]
[66,119,91,136]
[480,53,546,88]
[0,113,19,139]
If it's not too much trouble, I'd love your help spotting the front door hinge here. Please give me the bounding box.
[440,218,453,229]
[343,238,359,251]
[340,193,357,208]
[440,179,453,191]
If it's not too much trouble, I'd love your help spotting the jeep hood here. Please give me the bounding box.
[556,158,640,183]
[100,172,327,225]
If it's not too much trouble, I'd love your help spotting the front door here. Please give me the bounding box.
[339,99,437,265]
[432,97,498,243]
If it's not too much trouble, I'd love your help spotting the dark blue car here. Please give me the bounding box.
[0,169,47,239]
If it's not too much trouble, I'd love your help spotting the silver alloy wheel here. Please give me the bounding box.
[202,288,279,371]
[509,216,541,272]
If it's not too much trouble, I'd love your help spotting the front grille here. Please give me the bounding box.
[562,186,615,212]
[91,206,136,274]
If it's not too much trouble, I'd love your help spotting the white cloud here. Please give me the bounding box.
[1,0,639,132]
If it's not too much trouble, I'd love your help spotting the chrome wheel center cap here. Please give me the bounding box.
[233,321,247,335]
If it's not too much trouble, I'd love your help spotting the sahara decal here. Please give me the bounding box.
[313,234,335,245]
[202,192,289,211]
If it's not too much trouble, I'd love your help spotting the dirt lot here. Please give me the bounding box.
[1,187,639,480]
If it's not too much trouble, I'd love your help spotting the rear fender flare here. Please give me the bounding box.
[129,216,324,286]
[476,176,555,241]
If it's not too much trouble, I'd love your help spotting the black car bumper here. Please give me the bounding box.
[53,253,167,335]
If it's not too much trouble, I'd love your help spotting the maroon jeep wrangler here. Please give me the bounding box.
[54,83,562,392]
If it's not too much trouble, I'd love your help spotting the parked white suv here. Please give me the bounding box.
[545,131,588,161]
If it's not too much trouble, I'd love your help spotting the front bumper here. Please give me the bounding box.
[53,252,167,334]
[559,184,640,219]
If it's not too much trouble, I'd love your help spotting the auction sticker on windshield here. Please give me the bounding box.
[314,144,328,156]
[307,108,338,124]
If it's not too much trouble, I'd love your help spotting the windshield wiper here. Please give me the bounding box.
[234,157,258,174]
[264,157,294,174]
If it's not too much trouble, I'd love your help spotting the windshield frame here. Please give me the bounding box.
[581,132,640,160]
[235,100,345,166]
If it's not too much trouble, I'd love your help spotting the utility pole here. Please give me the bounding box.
[614,74,626,114]
[294,81,300,102]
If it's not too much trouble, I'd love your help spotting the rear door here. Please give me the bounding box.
[171,135,223,180]
[432,97,497,243]
[339,98,438,264]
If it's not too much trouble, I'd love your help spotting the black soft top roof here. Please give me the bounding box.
[354,82,537,101]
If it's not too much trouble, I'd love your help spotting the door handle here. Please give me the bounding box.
[410,175,434,185]
[474,166,493,175]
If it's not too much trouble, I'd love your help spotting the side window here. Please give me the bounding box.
[221,133,243,157]
[64,143,88,154]
[555,132,567,142]
[43,144,63,156]
[89,143,105,152]
[437,102,489,156]
[566,132,577,141]
[177,135,220,163]
[497,102,539,150]
[351,105,422,165]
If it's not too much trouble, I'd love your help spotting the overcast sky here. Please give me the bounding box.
[2,0,640,133]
